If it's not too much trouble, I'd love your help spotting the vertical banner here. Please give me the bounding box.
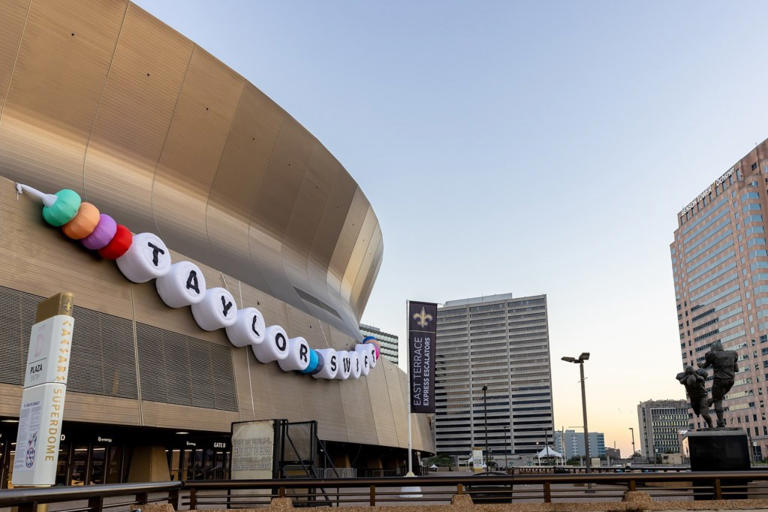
[13,293,74,487]
[408,301,437,413]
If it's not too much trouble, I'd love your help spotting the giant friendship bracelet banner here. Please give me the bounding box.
[17,184,380,381]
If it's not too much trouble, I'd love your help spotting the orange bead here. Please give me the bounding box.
[62,202,100,239]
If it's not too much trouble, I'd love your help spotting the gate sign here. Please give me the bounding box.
[13,293,74,487]
[408,301,437,413]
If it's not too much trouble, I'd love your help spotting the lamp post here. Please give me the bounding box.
[482,385,489,467]
[629,427,636,460]
[562,353,591,472]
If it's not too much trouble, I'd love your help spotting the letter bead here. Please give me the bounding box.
[190,287,237,331]
[335,351,352,380]
[156,261,207,308]
[278,337,311,372]
[225,307,266,348]
[350,351,362,379]
[116,232,171,283]
[252,325,290,363]
[355,344,371,376]
[312,348,338,380]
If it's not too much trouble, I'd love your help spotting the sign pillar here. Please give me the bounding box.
[12,293,74,487]
[406,300,437,474]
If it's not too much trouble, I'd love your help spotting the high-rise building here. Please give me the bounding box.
[434,293,554,458]
[359,324,399,365]
[637,399,689,459]
[670,141,768,457]
[553,430,606,459]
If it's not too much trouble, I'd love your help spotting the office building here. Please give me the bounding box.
[360,324,399,365]
[434,293,554,458]
[671,140,768,458]
[637,400,689,459]
[553,430,606,459]
[0,2,432,487]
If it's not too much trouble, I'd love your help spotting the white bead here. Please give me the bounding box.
[116,232,171,283]
[349,351,362,379]
[312,348,338,380]
[355,345,371,376]
[335,351,352,380]
[251,325,290,363]
[225,307,266,348]
[190,287,237,330]
[155,261,207,308]
[277,337,311,372]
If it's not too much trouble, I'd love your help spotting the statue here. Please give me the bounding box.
[676,366,713,429]
[698,341,739,428]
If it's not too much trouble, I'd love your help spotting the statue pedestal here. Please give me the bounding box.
[688,429,749,499]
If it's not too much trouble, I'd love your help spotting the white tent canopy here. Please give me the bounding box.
[536,446,563,458]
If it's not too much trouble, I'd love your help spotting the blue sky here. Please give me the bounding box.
[135,0,768,455]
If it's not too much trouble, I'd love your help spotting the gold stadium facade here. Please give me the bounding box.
[0,0,432,486]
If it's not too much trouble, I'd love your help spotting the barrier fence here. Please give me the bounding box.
[2,471,768,511]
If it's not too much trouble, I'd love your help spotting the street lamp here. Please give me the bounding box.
[482,385,489,467]
[562,352,591,472]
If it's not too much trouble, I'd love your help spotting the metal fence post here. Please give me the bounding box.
[169,488,180,510]
[18,502,36,512]
[543,481,551,503]
[88,496,103,512]
[370,485,376,506]
[457,483,464,495]
[628,478,636,491]
[715,478,722,500]
[189,487,198,509]
[135,492,148,505]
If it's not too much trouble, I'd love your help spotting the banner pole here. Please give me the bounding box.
[406,300,413,476]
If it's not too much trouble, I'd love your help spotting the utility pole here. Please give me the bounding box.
[562,353,591,472]
[579,361,591,470]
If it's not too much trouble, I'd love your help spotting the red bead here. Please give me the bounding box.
[98,224,133,260]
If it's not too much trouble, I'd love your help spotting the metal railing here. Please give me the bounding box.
[0,481,182,512]
[1,471,768,511]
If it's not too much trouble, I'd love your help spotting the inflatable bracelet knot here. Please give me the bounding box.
[17,184,381,380]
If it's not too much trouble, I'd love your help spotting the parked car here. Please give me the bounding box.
[466,471,514,503]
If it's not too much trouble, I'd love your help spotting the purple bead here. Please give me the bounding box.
[81,214,117,250]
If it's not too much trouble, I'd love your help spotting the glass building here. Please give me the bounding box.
[359,324,399,365]
[553,430,606,459]
[636,399,688,460]
[671,140,768,458]
[434,294,554,460]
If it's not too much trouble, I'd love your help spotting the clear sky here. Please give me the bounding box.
[135,0,768,457]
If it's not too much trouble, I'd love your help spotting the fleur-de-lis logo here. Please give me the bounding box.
[413,307,433,328]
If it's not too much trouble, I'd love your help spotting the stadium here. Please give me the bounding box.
[0,0,432,487]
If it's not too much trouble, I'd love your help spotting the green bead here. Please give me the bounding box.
[42,189,82,227]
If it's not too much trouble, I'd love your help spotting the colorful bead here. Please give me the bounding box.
[42,189,81,227]
[62,202,100,240]
[98,224,132,260]
[81,214,117,250]
[364,338,381,360]
[310,351,325,375]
